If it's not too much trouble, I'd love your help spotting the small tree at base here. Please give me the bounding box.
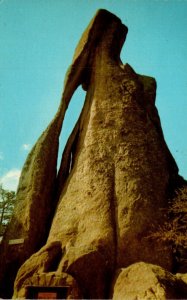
[0,185,16,236]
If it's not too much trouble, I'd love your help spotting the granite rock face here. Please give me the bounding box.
[0,9,186,299]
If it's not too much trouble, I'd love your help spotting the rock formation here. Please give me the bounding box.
[0,9,186,299]
[111,262,187,299]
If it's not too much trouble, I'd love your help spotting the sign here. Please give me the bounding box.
[37,292,57,299]
[9,238,24,245]
[27,286,69,299]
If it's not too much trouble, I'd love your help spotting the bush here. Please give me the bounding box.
[148,186,187,271]
[150,187,187,246]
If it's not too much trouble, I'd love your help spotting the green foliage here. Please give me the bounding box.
[0,184,16,236]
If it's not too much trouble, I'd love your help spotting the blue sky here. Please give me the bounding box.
[0,0,187,191]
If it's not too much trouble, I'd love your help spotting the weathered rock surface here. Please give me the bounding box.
[111,262,187,299]
[1,9,186,300]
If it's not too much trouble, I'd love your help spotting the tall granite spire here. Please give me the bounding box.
[0,9,186,299]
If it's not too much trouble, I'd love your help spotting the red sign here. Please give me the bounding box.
[37,292,57,299]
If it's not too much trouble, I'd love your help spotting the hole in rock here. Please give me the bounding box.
[57,86,85,171]
[45,249,63,272]
[69,152,73,174]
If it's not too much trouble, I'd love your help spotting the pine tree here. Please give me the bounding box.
[0,185,16,236]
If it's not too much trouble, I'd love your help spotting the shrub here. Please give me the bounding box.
[148,186,187,271]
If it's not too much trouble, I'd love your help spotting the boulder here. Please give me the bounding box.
[111,262,187,300]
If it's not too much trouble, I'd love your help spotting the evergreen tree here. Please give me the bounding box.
[0,185,16,236]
